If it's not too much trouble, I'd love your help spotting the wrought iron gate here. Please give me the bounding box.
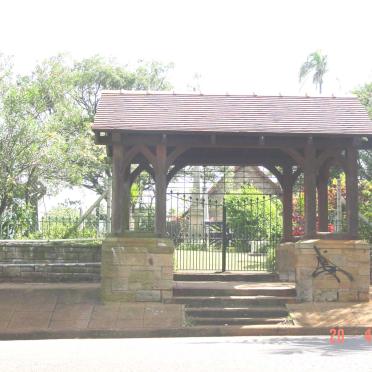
[167,191,282,272]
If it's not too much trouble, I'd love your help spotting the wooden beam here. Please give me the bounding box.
[139,144,157,166]
[129,163,155,186]
[316,148,342,169]
[167,162,187,185]
[345,146,359,238]
[94,131,359,149]
[282,148,304,167]
[122,145,141,170]
[131,148,296,168]
[263,164,284,185]
[166,146,189,168]
[173,151,296,167]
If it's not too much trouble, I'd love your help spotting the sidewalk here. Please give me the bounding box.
[0,283,183,333]
[0,282,371,339]
[287,294,372,327]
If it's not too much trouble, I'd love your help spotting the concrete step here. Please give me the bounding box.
[185,306,289,318]
[173,281,296,297]
[174,272,279,282]
[168,295,298,307]
[188,317,287,326]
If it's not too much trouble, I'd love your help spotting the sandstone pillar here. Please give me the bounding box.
[295,239,370,302]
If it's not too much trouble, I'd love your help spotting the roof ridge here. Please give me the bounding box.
[100,90,357,99]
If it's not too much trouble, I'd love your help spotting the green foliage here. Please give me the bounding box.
[299,50,328,94]
[354,83,372,180]
[28,205,102,240]
[131,60,174,91]
[266,246,276,271]
[355,83,372,117]
[224,185,282,252]
[359,180,372,243]
[0,204,36,239]
[0,54,173,237]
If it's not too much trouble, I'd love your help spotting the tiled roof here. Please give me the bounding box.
[92,91,372,136]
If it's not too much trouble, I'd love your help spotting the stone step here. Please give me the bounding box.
[174,272,279,282]
[185,306,289,318]
[168,295,298,307]
[173,281,296,297]
[188,317,286,326]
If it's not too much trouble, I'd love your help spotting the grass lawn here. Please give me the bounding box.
[174,249,275,272]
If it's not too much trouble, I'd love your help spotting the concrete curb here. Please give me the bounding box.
[0,326,371,340]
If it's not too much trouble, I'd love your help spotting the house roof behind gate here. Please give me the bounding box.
[92,91,372,136]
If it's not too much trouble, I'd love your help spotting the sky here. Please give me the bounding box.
[1,0,371,97]
[2,0,371,211]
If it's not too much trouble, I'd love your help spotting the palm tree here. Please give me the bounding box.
[299,51,328,94]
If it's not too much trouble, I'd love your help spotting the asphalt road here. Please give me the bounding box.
[0,336,372,372]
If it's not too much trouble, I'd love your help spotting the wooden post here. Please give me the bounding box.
[317,166,329,232]
[155,144,167,236]
[304,144,317,237]
[111,139,125,234]
[345,146,359,238]
[282,166,293,242]
[123,167,131,231]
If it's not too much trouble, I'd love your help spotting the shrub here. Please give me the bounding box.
[224,184,282,252]
[359,180,372,243]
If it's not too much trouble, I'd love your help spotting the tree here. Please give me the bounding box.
[65,56,174,194]
[224,185,282,251]
[0,54,174,237]
[354,83,372,179]
[359,179,372,242]
[299,51,328,94]
[0,80,67,235]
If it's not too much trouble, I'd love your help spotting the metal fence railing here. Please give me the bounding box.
[0,216,109,240]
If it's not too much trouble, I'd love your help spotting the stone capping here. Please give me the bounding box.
[0,238,102,247]
[295,239,371,302]
[295,239,370,248]
[103,236,174,254]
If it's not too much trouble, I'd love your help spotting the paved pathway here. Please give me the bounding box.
[0,283,183,332]
[0,283,371,334]
[0,336,372,372]
[288,289,372,327]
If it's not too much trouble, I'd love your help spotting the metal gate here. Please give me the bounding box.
[167,191,282,272]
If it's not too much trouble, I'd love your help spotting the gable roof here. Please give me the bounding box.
[92,91,372,136]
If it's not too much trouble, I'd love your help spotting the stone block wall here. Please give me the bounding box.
[295,239,370,302]
[0,239,101,282]
[101,234,174,302]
